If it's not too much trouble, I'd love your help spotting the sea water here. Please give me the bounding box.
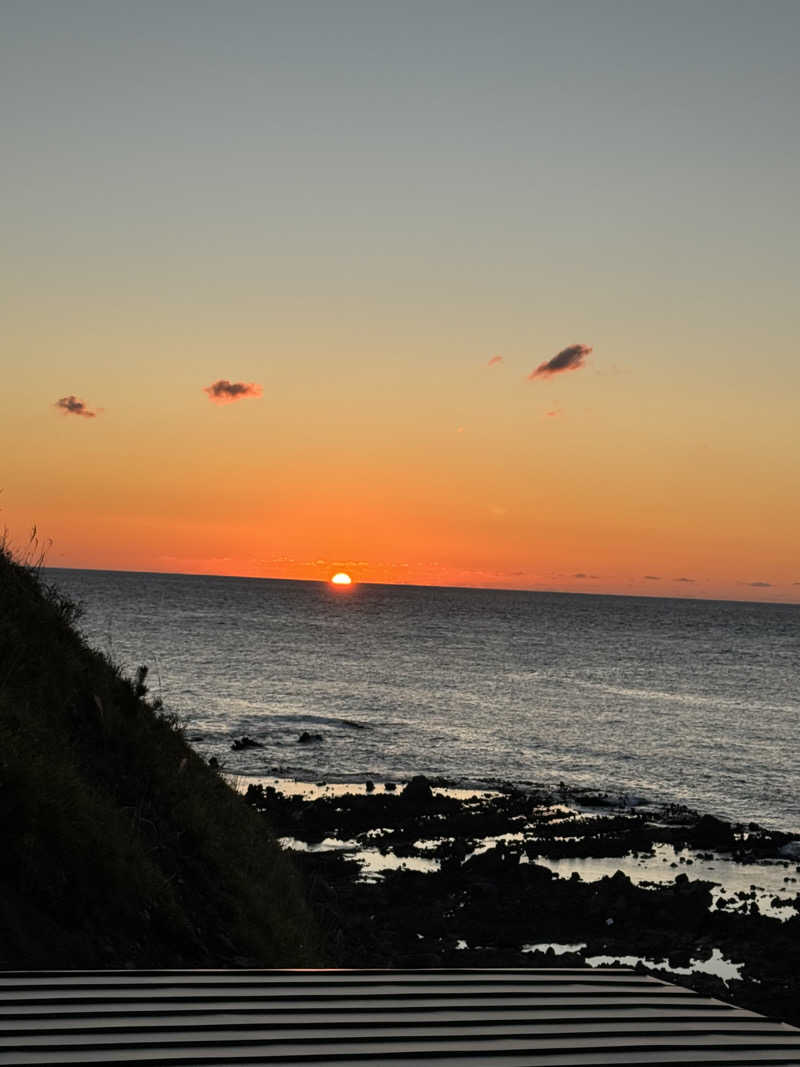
[46,569,800,832]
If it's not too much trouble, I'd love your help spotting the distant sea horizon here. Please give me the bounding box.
[47,567,800,833]
[45,565,800,608]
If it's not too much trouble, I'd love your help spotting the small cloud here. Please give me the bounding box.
[487,355,503,367]
[529,343,592,380]
[204,379,263,404]
[54,395,97,418]
[673,577,695,583]
[643,575,661,581]
[739,580,772,588]
[573,572,600,579]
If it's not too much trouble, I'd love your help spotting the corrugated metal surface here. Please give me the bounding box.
[1,968,798,1065]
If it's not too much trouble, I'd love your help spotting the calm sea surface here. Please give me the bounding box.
[47,569,800,832]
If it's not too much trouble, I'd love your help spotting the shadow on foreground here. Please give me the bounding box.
[0,545,319,968]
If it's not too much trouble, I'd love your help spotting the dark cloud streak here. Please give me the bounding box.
[54,395,96,418]
[529,343,592,380]
[204,379,263,404]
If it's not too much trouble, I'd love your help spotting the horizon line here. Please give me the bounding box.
[42,564,800,609]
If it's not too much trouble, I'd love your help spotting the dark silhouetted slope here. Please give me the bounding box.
[0,546,319,968]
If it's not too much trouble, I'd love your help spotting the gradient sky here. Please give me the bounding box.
[2,1,799,600]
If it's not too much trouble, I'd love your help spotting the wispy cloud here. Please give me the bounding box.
[529,343,592,380]
[739,580,772,588]
[573,572,599,579]
[204,379,263,404]
[487,355,503,367]
[673,577,695,583]
[545,409,561,418]
[54,395,97,418]
[643,575,661,581]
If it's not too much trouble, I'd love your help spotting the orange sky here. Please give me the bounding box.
[3,4,799,603]
[5,346,799,601]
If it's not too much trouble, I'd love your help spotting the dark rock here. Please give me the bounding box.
[402,775,434,806]
[384,782,396,792]
[687,814,737,850]
[298,731,323,744]
[365,780,375,793]
[580,793,614,807]
[257,780,800,1030]
[231,736,263,751]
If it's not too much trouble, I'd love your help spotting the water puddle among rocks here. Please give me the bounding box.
[448,941,743,984]
[279,836,439,877]
[244,775,499,802]
[249,776,800,1030]
[266,775,799,918]
[534,844,799,919]
[521,942,588,955]
[586,947,744,985]
[280,832,798,915]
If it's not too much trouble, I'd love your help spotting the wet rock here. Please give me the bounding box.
[298,731,323,744]
[402,775,434,806]
[667,946,693,968]
[580,793,614,808]
[687,814,737,850]
[231,736,262,751]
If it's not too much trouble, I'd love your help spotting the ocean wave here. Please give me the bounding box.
[261,712,373,730]
[569,678,798,714]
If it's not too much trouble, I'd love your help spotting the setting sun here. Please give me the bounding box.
[330,572,352,586]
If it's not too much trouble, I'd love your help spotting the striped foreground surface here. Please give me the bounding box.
[1,968,799,1065]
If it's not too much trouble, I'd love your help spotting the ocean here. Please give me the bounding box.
[46,569,800,832]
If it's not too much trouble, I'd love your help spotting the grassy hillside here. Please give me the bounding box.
[0,545,319,968]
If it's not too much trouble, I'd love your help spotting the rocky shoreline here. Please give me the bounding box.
[244,776,800,1028]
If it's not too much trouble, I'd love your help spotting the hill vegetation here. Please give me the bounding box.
[0,542,319,968]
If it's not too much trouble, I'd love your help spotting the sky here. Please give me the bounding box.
[2,1,799,601]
